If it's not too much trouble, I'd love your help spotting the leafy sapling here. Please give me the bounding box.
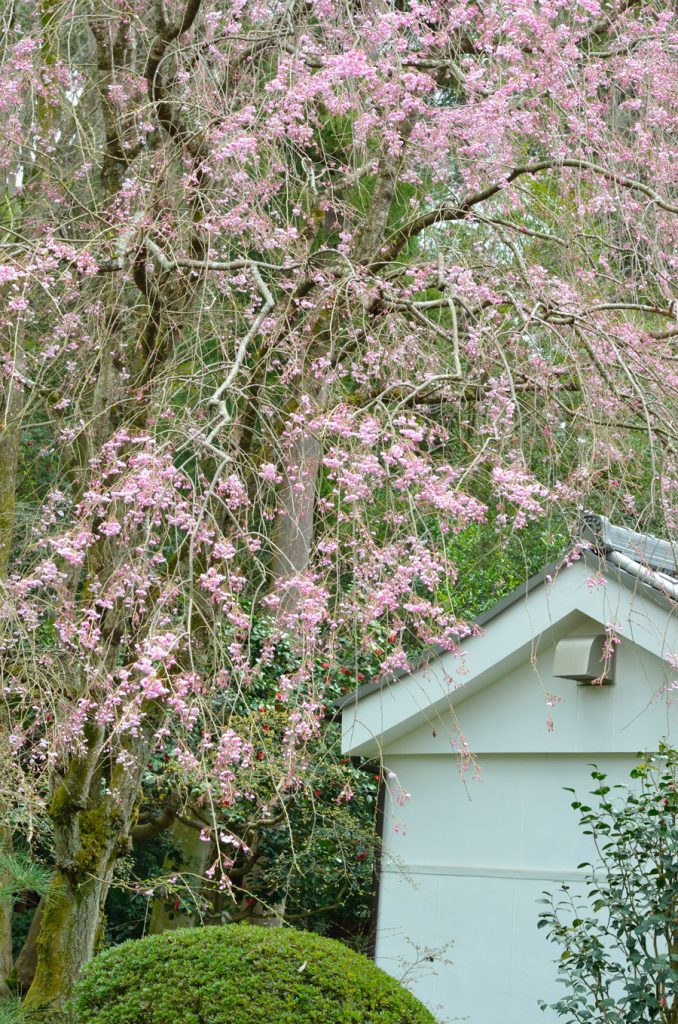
[538,746,678,1023]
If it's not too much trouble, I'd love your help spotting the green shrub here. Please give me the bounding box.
[72,924,437,1024]
[538,745,678,1023]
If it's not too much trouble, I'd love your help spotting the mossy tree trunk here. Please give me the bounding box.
[23,725,156,1017]
[24,875,107,1015]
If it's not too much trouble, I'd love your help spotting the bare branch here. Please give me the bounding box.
[382,158,678,262]
[206,266,276,434]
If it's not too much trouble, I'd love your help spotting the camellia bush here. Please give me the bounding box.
[71,925,436,1024]
[538,746,678,1024]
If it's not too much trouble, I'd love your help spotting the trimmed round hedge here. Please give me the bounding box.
[72,925,437,1024]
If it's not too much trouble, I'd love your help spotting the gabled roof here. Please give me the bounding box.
[340,517,678,757]
[338,515,677,712]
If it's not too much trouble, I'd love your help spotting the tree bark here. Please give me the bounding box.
[22,874,107,1015]
[269,425,323,598]
[148,818,212,933]
[23,729,155,1015]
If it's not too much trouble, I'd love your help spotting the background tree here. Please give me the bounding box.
[0,0,676,1016]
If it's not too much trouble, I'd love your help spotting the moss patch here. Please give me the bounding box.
[74,809,110,876]
[48,786,73,828]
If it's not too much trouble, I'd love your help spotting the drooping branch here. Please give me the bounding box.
[382,158,678,263]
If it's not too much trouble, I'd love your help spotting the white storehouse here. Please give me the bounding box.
[340,516,678,1024]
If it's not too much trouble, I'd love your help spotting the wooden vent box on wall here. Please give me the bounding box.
[552,634,616,684]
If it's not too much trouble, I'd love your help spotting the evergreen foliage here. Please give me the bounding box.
[539,746,678,1023]
[72,926,437,1024]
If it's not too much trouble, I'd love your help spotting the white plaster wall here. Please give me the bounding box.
[374,635,676,1024]
[378,753,633,1024]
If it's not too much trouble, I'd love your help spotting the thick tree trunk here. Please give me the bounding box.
[148,819,212,933]
[269,376,326,624]
[22,873,107,1015]
[24,729,154,1015]
[250,390,325,927]
[270,427,322,593]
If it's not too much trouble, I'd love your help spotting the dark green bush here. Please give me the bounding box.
[538,746,678,1023]
[72,924,437,1024]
